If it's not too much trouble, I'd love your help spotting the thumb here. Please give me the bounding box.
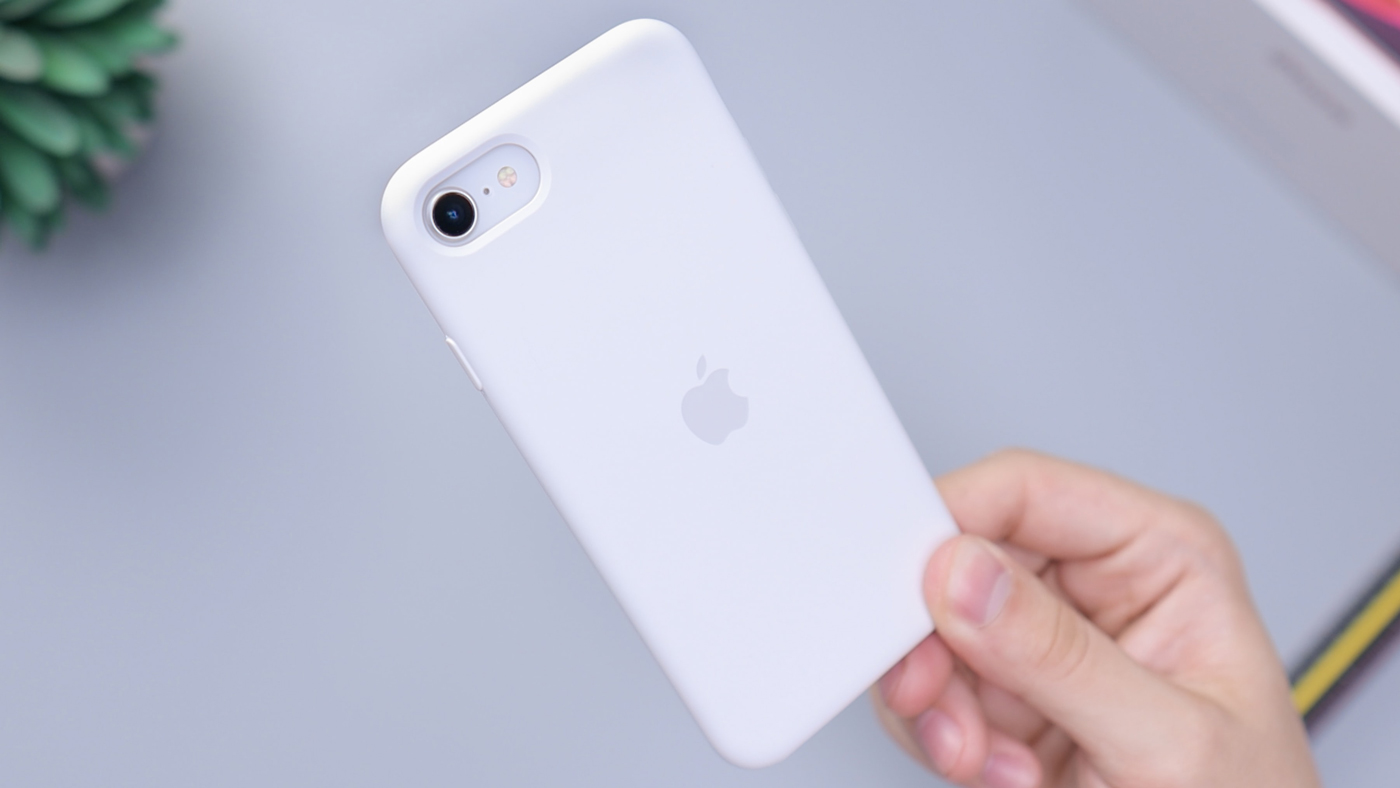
[926,535,1208,772]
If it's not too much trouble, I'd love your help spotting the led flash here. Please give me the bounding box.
[497,166,518,188]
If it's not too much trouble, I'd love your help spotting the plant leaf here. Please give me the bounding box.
[118,69,154,106]
[1,190,51,248]
[90,0,159,22]
[100,0,156,17]
[64,29,128,73]
[0,129,58,213]
[36,33,109,95]
[103,73,151,120]
[0,0,58,22]
[35,0,132,26]
[90,14,173,56]
[84,87,133,122]
[60,98,105,153]
[0,24,42,80]
[55,154,103,208]
[67,97,130,156]
[0,84,79,154]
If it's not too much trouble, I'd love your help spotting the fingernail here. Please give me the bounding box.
[914,709,963,775]
[949,539,1011,627]
[981,750,1040,788]
[877,659,906,704]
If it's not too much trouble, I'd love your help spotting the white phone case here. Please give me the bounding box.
[380,19,957,768]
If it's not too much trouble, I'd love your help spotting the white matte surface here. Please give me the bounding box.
[0,0,1398,785]
[381,21,956,766]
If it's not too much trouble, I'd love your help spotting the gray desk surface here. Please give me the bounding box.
[1,0,1396,784]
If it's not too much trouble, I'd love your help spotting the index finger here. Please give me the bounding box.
[935,450,1191,561]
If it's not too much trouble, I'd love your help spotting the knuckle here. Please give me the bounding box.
[1171,498,1214,530]
[986,447,1043,472]
[1170,498,1244,573]
[1176,499,1224,541]
[1031,601,1093,685]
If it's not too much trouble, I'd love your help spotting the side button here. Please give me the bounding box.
[444,336,483,391]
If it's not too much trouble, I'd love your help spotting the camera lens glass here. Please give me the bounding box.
[431,191,476,238]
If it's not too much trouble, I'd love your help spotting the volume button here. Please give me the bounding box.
[444,336,483,391]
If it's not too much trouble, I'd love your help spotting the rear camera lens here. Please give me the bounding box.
[431,191,476,238]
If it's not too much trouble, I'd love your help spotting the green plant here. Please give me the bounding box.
[0,0,174,248]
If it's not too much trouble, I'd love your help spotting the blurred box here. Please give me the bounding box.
[1080,0,1400,274]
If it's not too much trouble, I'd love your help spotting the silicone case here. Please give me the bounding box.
[380,19,957,767]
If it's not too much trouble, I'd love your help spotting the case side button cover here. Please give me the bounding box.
[444,336,484,391]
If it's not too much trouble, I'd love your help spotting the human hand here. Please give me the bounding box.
[873,451,1319,787]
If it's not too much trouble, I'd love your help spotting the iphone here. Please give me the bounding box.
[380,19,957,767]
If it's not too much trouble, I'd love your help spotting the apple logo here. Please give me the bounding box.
[682,355,748,445]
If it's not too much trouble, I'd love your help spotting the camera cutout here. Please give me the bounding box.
[431,191,476,238]
[424,143,542,247]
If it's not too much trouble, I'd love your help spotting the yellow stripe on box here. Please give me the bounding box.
[1293,569,1400,714]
